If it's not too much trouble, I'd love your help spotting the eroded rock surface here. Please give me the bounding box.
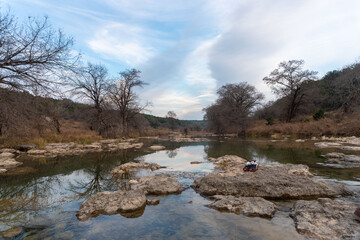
[77,189,146,221]
[290,198,360,240]
[0,152,22,172]
[208,155,247,172]
[321,152,360,166]
[137,174,183,195]
[209,195,276,218]
[192,163,346,199]
[315,136,360,151]
[25,140,143,158]
[111,162,164,174]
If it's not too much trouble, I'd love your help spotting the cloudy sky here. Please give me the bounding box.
[2,0,360,119]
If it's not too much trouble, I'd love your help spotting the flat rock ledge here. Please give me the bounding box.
[290,198,360,240]
[23,139,143,158]
[192,162,347,199]
[111,162,164,174]
[208,195,276,218]
[137,174,183,195]
[77,189,147,221]
[321,152,360,166]
[0,152,22,173]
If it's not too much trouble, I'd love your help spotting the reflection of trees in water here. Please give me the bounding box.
[67,154,114,199]
[0,175,61,229]
[166,149,178,158]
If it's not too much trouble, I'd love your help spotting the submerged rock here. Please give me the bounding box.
[290,198,360,240]
[111,162,164,174]
[209,195,276,218]
[77,189,146,221]
[192,163,346,199]
[146,198,160,205]
[137,174,183,195]
[149,145,165,151]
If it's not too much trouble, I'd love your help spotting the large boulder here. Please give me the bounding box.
[290,198,360,240]
[192,164,347,199]
[208,155,247,171]
[208,195,276,218]
[137,174,183,195]
[77,189,147,221]
[111,162,164,175]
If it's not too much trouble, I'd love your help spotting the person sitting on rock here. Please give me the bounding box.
[243,161,252,171]
[243,160,258,172]
[249,160,258,172]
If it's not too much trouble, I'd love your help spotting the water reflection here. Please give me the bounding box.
[0,139,359,239]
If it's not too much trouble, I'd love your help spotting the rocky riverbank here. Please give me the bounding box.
[191,155,359,239]
[0,139,145,174]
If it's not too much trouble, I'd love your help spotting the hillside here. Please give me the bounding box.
[0,89,206,143]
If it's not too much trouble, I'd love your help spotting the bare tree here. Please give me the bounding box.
[72,63,109,134]
[0,11,79,92]
[107,69,148,136]
[204,82,264,135]
[263,60,317,122]
[166,111,177,130]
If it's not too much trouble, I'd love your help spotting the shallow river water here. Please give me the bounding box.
[1,139,360,239]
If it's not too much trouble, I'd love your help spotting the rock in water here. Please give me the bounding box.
[192,164,347,199]
[149,145,165,150]
[290,198,360,240]
[209,195,276,218]
[77,189,146,221]
[137,174,183,195]
[111,162,164,175]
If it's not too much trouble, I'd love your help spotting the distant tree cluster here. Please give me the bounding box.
[204,82,264,135]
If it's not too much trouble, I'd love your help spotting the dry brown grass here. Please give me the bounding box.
[0,120,102,147]
[248,112,360,137]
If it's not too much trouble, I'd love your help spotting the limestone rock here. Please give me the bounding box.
[192,163,347,199]
[208,155,247,172]
[111,162,164,174]
[0,152,15,158]
[290,198,360,240]
[77,189,146,221]
[322,152,360,164]
[146,198,160,205]
[137,174,183,195]
[149,145,165,150]
[209,195,276,218]
[129,180,139,185]
[0,158,22,169]
[15,143,36,152]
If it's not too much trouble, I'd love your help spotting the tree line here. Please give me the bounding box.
[0,11,152,138]
[204,59,360,135]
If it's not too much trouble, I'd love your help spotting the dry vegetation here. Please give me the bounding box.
[249,112,360,138]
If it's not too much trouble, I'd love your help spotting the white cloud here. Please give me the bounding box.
[88,23,157,66]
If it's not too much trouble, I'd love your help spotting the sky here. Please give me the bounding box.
[1,0,360,120]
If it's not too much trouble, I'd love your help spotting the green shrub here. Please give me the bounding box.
[313,109,325,121]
